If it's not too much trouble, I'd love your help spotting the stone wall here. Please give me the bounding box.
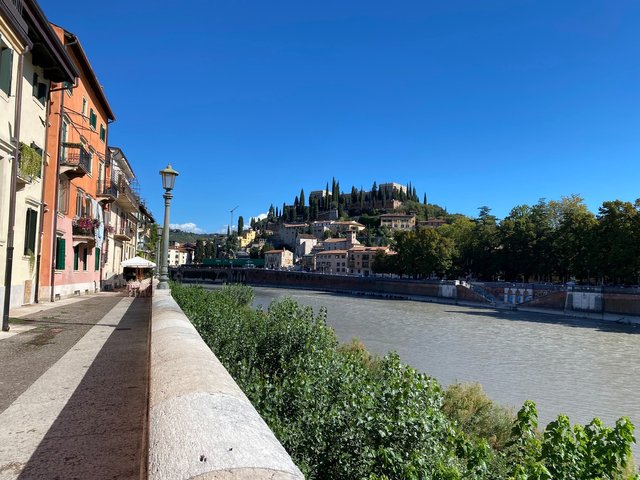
[149,289,303,479]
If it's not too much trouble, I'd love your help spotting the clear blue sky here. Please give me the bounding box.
[40,0,640,233]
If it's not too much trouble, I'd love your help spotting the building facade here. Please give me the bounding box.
[264,249,293,270]
[39,24,115,301]
[1,1,77,309]
[380,213,416,231]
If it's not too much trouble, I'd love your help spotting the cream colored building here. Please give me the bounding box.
[0,2,77,309]
[101,147,139,289]
[315,250,348,274]
[380,213,416,231]
[348,246,389,276]
[168,245,190,266]
[264,249,293,270]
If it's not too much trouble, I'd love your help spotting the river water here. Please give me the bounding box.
[250,286,640,457]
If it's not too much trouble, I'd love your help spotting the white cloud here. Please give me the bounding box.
[170,222,205,234]
[252,212,268,221]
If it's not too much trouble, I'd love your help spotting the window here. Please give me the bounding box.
[84,197,92,218]
[87,148,94,175]
[99,124,106,142]
[73,246,79,270]
[76,189,84,217]
[32,73,47,104]
[61,118,69,161]
[83,247,88,271]
[63,81,73,95]
[0,43,13,96]
[24,208,38,255]
[58,178,70,214]
[55,237,66,270]
[89,108,97,129]
[82,97,87,116]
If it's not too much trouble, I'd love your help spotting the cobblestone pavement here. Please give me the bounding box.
[0,292,150,480]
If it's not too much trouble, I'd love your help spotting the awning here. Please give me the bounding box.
[121,256,156,269]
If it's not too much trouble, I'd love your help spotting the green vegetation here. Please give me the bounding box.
[373,196,640,284]
[18,142,43,180]
[171,283,638,480]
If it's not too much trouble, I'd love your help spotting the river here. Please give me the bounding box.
[250,286,640,457]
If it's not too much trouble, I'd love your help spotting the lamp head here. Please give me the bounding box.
[160,164,179,191]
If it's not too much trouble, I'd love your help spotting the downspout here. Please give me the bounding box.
[34,82,53,303]
[2,45,30,331]
[99,119,114,291]
[47,84,66,302]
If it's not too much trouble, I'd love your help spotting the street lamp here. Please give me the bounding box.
[157,164,179,289]
[155,225,163,278]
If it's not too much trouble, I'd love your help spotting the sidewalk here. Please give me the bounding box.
[0,292,150,479]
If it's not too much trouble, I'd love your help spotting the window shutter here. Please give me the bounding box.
[95,247,101,271]
[83,247,88,271]
[0,46,13,95]
[74,246,79,270]
[32,73,38,97]
[37,82,48,104]
[56,237,66,270]
[24,209,37,255]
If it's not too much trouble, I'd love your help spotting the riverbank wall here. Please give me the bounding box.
[176,267,640,324]
[149,289,304,479]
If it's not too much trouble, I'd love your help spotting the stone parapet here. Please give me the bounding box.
[149,289,303,480]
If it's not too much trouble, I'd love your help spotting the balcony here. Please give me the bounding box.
[114,225,135,242]
[72,217,97,247]
[97,179,118,204]
[60,143,91,179]
[115,179,140,213]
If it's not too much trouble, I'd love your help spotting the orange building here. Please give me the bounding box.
[39,24,115,301]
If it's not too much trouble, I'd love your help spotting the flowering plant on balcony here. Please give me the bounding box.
[104,224,115,234]
[72,216,99,235]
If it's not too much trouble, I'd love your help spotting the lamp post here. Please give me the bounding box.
[157,164,179,289]
[155,225,163,278]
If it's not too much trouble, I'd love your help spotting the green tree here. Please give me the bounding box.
[237,215,244,236]
[194,239,205,263]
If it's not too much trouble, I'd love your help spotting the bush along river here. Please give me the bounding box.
[173,283,640,479]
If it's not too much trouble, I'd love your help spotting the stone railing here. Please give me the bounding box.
[149,290,303,479]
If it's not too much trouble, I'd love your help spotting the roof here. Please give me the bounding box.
[265,249,290,255]
[317,249,349,255]
[380,213,415,218]
[51,23,115,121]
[283,223,308,228]
[324,238,347,243]
[297,234,316,240]
[21,2,79,83]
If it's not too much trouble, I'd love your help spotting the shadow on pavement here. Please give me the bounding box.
[17,297,150,480]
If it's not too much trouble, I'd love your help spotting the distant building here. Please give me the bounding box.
[348,246,389,276]
[279,223,307,248]
[264,249,293,270]
[380,213,416,231]
[315,250,348,274]
[295,234,317,260]
[168,244,191,266]
[329,220,366,234]
[238,229,256,248]
[418,218,446,228]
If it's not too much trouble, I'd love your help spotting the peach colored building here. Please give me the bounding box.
[39,24,115,301]
[348,246,389,276]
[380,213,416,231]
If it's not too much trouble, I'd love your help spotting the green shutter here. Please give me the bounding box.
[0,46,13,95]
[56,237,66,270]
[73,246,79,270]
[32,73,38,97]
[83,247,88,271]
[24,209,37,255]
[95,247,100,271]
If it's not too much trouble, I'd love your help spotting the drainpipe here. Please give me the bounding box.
[34,82,54,304]
[99,119,113,291]
[2,45,30,331]
[47,84,66,302]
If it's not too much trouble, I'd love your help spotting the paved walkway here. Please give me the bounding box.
[0,292,150,480]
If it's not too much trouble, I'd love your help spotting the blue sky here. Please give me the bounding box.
[40,0,640,233]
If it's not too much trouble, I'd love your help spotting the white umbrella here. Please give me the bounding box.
[121,256,156,269]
